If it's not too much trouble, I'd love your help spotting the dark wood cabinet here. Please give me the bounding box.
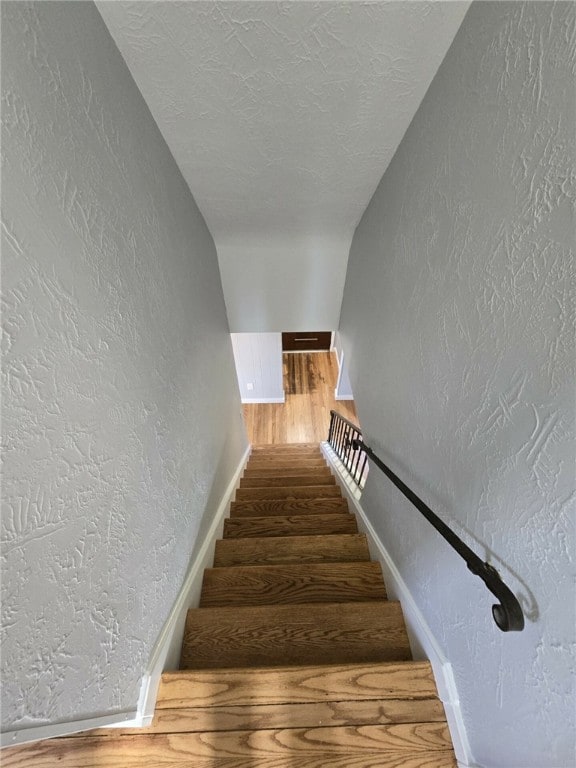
[282,332,332,352]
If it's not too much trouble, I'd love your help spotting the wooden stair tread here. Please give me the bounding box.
[251,443,322,452]
[230,498,350,517]
[180,601,411,669]
[4,725,456,767]
[223,513,357,538]
[240,474,336,488]
[200,562,386,607]
[236,485,342,501]
[243,466,333,478]
[158,661,440,707]
[214,534,370,567]
[100,698,446,735]
[246,460,329,471]
[248,451,325,459]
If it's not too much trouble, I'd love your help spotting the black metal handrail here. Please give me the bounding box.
[327,410,369,489]
[327,411,524,632]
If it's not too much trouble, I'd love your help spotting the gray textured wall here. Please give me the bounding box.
[1,1,247,732]
[339,3,575,766]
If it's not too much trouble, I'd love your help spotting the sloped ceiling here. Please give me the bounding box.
[97,1,470,330]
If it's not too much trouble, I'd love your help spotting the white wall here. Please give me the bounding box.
[231,333,284,403]
[332,331,354,401]
[1,0,247,736]
[218,236,350,332]
[339,3,575,767]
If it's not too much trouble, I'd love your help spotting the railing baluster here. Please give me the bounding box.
[328,411,335,444]
[346,428,354,472]
[350,432,362,480]
[359,453,369,486]
[335,419,343,455]
[327,410,368,490]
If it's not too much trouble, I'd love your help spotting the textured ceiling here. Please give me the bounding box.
[98,1,469,243]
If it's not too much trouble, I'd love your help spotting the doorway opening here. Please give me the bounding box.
[231,332,360,445]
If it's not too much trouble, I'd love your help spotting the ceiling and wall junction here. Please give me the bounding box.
[97,1,470,330]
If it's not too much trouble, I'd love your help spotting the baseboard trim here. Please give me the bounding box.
[0,710,139,749]
[1,445,251,749]
[334,389,354,400]
[320,442,479,768]
[133,443,251,723]
[241,396,285,404]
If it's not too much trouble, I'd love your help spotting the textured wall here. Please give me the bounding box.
[96,1,470,332]
[1,1,246,732]
[231,333,284,402]
[339,3,575,766]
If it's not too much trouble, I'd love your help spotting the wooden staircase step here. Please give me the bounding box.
[214,534,370,567]
[223,513,357,538]
[251,443,321,453]
[240,474,336,488]
[200,562,386,607]
[243,466,333,478]
[180,601,411,669]
[230,498,350,517]
[246,456,327,468]
[157,661,440,707]
[107,698,446,735]
[236,485,341,501]
[4,725,456,767]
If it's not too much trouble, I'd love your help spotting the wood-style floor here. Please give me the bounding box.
[243,351,359,445]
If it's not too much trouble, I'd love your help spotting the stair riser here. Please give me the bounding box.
[223,514,357,538]
[246,461,328,471]
[240,475,336,488]
[158,662,440,707]
[230,499,350,517]
[251,444,321,452]
[214,534,370,567]
[236,486,342,501]
[200,562,386,607]
[181,601,411,669]
[249,453,323,461]
[243,467,333,478]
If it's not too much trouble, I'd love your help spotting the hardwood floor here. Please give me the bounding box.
[243,351,359,444]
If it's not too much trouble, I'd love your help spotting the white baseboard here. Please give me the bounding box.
[320,442,479,768]
[0,710,139,749]
[131,444,251,723]
[241,396,285,404]
[1,445,251,750]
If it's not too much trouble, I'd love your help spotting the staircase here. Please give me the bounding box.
[4,443,456,767]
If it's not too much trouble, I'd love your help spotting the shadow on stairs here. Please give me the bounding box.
[4,443,457,767]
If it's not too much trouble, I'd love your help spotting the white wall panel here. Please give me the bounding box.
[231,333,284,403]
